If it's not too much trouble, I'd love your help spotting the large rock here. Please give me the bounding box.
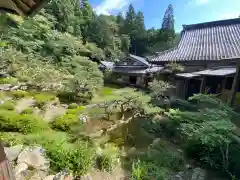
[171,168,206,180]
[14,162,28,175]
[53,171,73,180]
[11,85,20,91]
[4,145,23,161]
[43,175,55,180]
[191,168,206,180]
[15,170,30,180]
[17,146,50,170]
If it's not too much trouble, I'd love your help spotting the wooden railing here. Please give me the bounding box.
[0,144,15,180]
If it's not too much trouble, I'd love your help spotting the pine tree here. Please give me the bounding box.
[81,0,93,21]
[116,13,124,24]
[124,4,137,35]
[161,4,174,31]
[136,11,145,35]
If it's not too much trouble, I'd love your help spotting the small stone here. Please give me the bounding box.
[191,168,206,180]
[185,164,192,169]
[17,146,50,170]
[15,170,29,180]
[4,145,23,161]
[14,162,28,175]
[152,138,161,146]
[79,115,88,123]
[43,175,55,180]
[128,147,136,156]
[177,149,183,153]
[80,174,92,180]
[53,171,73,180]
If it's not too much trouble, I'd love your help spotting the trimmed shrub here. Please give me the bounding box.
[0,110,49,134]
[51,114,82,131]
[21,107,34,114]
[0,132,25,146]
[34,93,56,109]
[68,103,78,109]
[12,90,29,99]
[0,101,15,110]
[24,132,96,176]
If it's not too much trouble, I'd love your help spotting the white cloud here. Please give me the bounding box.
[195,0,210,5]
[94,0,133,15]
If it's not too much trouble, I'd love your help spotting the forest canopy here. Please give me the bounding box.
[0,0,178,96]
[1,1,177,61]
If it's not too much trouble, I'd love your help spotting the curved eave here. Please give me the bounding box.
[0,0,49,17]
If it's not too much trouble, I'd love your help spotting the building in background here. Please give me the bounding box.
[111,54,163,87]
[149,18,240,106]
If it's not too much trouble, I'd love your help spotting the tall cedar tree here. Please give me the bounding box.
[162,4,174,31]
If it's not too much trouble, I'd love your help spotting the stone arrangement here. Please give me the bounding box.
[4,145,73,180]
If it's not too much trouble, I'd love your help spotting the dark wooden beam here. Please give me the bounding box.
[221,76,227,94]
[183,79,189,99]
[200,76,206,93]
[228,61,240,106]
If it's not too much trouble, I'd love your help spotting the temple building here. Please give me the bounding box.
[149,18,240,106]
[111,54,163,87]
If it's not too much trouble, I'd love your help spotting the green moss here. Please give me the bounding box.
[0,77,18,85]
[0,101,15,110]
[68,103,78,109]
[21,107,34,114]
[12,90,29,99]
[51,114,83,132]
[99,87,114,96]
[0,110,49,134]
[66,106,85,115]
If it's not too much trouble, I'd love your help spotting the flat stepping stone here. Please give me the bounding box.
[43,105,66,122]
[15,98,35,113]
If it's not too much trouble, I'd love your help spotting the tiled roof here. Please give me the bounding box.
[100,61,114,69]
[176,73,200,78]
[113,66,164,74]
[151,18,240,62]
[176,67,236,78]
[0,0,48,16]
[195,67,236,76]
[129,54,149,66]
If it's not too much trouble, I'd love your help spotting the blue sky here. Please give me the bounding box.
[89,0,240,32]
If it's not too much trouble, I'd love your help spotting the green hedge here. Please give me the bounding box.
[0,110,49,134]
[51,114,83,132]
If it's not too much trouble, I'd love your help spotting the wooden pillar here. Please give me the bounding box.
[221,77,227,94]
[228,63,240,106]
[200,76,206,93]
[183,79,189,99]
